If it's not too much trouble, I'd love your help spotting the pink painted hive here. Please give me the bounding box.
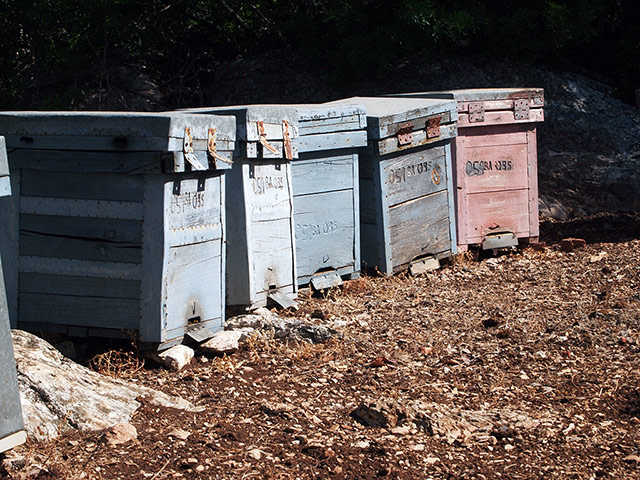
[391,88,544,250]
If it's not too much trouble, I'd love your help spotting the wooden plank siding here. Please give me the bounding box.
[0,135,26,453]
[0,112,234,349]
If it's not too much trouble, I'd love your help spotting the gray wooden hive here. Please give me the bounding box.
[277,103,368,289]
[0,112,235,349]
[181,105,300,311]
[324,97,459,275]
[0,136,26,453]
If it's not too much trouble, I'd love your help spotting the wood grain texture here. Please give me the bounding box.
[376,124,457,156]
[18,292,140,329]
[8,150,167,174]
[381,146,447,206]
[19,272,140,299]
[358,140,456,274]
[291,150,360,284]
[527,128,540,237]
[21,169,145,202]
[18,256,143,279]
[454,123,540,247]
[457,109,544,127]
[293,189,356,282]
[291,154,355,197]
[0,112,236,153]
[464,144,529,193]
[0,171,20,326]
[20,196,143,220]
[163,243,223,333]
[464,189,531,244]
[323,97,457,140]
[225,160,296,309]
[296,131,367,153]
[388,190,451,272]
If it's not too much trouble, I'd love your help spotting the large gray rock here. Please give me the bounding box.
[12,330,202,441]
[226,307,341,344]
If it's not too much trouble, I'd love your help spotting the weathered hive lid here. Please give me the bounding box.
[180,105,298,159]
[389,88,544,126]
[0,111,236,172]
[281,103,367,153]
[182,103,368,156]
[324,96,457,155]
[0,137,10,197]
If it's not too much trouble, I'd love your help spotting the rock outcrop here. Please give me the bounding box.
[12,330,202,441]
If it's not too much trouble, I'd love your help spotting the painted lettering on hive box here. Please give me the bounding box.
[466,160,514,176]
[387,159,435,184]
[251,175,285,194]
[296,221,339,241]
[170,191,206,214]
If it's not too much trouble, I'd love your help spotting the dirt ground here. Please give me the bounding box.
[2,215,639,480]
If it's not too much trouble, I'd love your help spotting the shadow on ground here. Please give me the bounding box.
[541,212,640,245]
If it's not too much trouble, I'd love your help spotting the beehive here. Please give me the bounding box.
[0,112,235,348]
[324,97,458,275]
[391,89,544,250]
[182,106,300,310]
[0,136,26,453]
[289,104,367,288]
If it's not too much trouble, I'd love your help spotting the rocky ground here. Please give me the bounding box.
[2,222,640,479]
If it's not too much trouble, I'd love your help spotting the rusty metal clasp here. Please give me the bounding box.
[282,120,293,160]
[426,116,441,139]
[207,128,233,168]
[257,121,279,155]
[183,127,207,171]
[397,123,414,146]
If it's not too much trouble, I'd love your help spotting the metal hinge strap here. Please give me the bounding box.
[282,120,293,160]
[257,121,279,154]
[207,128,233,168]
[396,123,414,146]
[183,127,207,171]
[514,99,530,120]
[468,102,485,123]
[426,116,441,139]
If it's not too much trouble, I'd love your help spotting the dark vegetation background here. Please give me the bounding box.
[0,0,638,111]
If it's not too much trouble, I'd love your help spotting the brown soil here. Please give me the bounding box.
[3,217,640,479]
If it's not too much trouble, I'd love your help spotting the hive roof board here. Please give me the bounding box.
[0,111,236,172]
[393,88,544,104]
[0,111,236,153]
[323,96,458,141]
[181,103,368,154]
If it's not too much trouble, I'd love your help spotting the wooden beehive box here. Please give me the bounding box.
[181,106,300,311]
[0,112,235,349]
[391,88,544,250]
[290,104,367,289]
[324,97,458,275]
[0,136,26,453]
